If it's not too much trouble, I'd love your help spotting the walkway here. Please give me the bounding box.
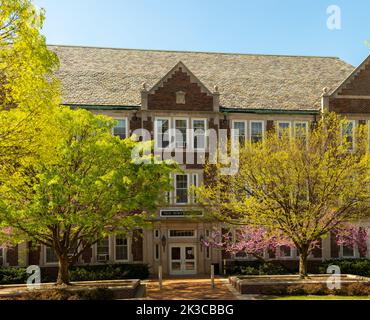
[142,277,239,300]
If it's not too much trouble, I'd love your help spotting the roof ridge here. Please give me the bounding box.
[47,43,341,60]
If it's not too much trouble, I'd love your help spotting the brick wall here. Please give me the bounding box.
[329,98,370,114]
[339,63,370,96]
[148,68,214,111]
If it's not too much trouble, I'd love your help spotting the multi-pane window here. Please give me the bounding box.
[294,122,308,144]
[342,244,355,258]
[155,118,170,149]
[232,121,247,145]
[115,236,128,261]
[250,121,264,143]
[342,121,355,150]
[192,174,198,204]
[279,245,292,258]
[175,119,188,148]
[45,247,58,264]
[169,230,196,238]
[175,174,189,204]
[113,119,128,139]
[96,237,110,262]
[192,119,206,150]
[277,122,291,139]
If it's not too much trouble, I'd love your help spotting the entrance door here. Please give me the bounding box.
[170,245,196,275]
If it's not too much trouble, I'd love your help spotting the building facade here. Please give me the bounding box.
[3,46,370,275]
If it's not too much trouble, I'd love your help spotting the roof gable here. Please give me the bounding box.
[147,61,214,96]
[330,55,370,97]
[144,61,216,112]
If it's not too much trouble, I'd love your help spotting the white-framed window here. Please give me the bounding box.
[192,173,199,204]
[342,120,356,151]
[154,243,160,261]
[277,121,292,139]
[45,246,58,264]
[250,121,264,143]
[113,118,128,139]
[154,117,171,149]
[174,118,189,149]
[114,236,129,262]
[232,120,247,145]
[192,118,207,150]
[341,244,356,258]
[168,230,197,238]
[174,174,189,204]
[96,237,110,262]
[278,245,293,258]
[294,121,308,143]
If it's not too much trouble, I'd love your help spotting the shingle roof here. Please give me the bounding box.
[49,45,354,111]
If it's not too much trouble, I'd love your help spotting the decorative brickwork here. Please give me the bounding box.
[148,67,214,111]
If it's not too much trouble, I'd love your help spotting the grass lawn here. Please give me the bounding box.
[267,296,370,300]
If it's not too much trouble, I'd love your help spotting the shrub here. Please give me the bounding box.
[0,267,28,285]
[318,259,370,277]
[228,261,290,276]
[0,264,149,285]
[69,264,149,281]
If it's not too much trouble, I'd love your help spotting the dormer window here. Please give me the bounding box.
[176,91,186,104]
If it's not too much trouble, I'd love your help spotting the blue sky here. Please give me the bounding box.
[35,0,370,66]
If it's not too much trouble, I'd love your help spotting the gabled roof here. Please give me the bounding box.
[147,61,214,96]
[49,45,354,111]
[329,54,370,97]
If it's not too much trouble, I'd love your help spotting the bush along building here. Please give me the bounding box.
[2,46,370,276]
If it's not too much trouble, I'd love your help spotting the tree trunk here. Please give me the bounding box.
[57,255,70,286]
[298,253,308,279]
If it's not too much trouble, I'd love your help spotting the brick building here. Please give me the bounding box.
[2,46,369,275]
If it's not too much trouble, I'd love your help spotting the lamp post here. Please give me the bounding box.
[161,235,167,251]
[199,235,204,252]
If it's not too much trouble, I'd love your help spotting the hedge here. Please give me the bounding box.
[226,259,370,277]
[318,259,370,277]
[0,263,149,285]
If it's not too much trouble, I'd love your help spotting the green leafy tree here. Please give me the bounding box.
[0,108,176,285]
[197,113,370,277]
[0,0,60,175]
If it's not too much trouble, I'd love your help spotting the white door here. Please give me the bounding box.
[170,245,197,275]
